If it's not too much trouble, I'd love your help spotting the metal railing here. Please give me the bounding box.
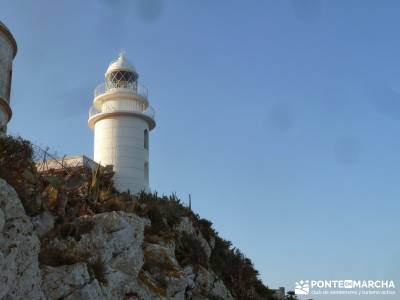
[94,82,148,99]
[88,104,155,120]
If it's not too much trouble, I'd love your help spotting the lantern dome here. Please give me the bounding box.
[106,52,138,79]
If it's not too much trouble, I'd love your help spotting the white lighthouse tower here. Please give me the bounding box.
[0,21,17,134]
[88,53,156,194]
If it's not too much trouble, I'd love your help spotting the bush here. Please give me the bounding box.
[0,136,34,181]
[0,136,41,215]
[136,193,191,236]
[175,232,207,268]
[210,236,273,300]
[197,218,216,242]
[101,197,124,212]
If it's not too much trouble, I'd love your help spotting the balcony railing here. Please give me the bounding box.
[88,104,155,120]
[94,82,148,99]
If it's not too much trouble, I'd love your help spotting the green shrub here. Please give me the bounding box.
[175,232,207,268]
[0,136,41,215]
[197,218,216,242]
[136,192,191,236]
[210,236,273,300]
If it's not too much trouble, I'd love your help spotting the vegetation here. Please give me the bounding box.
[175,232,208,268]
[134,192,189,236]
[38,246,90,267]
[0,136,41,215]
[142,248,182,279]
[210,236,273,299]
[136,192,274,299]
[0,135,275,299]
[286,291,298,300]
[88,258,108,285]
[58,219,95,241]
[138,270,167,297]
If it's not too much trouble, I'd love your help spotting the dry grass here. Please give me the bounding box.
[138,270,166,297]
[39,247,89,267]
[89,258,108,285]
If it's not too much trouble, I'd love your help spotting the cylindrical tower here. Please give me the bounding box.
[88,53,156,194]
[0,21,17,134]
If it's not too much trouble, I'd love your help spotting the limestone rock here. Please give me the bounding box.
[0,178,235,300]
[0,178,43,300]
[192,266,233,300]
[41,263,104,300]
[43,211,148,299]
[142,242,188,299]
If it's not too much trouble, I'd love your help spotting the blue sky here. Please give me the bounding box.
[2,1,400,298]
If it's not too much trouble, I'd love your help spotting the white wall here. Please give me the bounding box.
[0,30,14,128]
[94,115,150,193]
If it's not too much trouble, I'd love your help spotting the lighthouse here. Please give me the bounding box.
[0,21,17,134]
[88,53,156,194]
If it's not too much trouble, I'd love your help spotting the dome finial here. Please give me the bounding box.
[119,50,126,61]
[105,51,138,77]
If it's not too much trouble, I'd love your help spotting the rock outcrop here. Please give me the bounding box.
[40,211,233,299]
[0,178,235,299]
[0,179,43,299]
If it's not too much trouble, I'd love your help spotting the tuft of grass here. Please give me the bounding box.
[102,197,124,212]
[88,258,108,285]
[39,247,89,267]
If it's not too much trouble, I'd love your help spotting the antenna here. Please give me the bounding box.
[189,193,192,211]
[119,50,126,59]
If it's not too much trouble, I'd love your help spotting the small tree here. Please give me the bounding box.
[286,291,298,300]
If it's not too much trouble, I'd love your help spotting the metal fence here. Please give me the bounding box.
[94,82,148,99]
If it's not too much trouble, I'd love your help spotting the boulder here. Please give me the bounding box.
[0,178,43,299]
[42,263,104,300]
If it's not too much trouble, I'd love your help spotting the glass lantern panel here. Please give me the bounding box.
[107,71,137,89]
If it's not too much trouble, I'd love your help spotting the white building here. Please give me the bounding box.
[0,21,17,134]
[88,53,156,194]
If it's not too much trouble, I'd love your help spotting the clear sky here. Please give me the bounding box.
[2,1,400,299]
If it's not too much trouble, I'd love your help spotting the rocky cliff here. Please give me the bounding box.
[0,136,274,300]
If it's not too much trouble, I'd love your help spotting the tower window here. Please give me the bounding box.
[6,69,12,101]
[144,162,149,182]
[144,129,149,149]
